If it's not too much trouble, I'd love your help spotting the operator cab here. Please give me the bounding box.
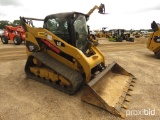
[43,12,89,52]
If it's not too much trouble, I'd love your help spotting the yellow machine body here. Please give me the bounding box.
[20,4,136,118]
[147,21,160,58]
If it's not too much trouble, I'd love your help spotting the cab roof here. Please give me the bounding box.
[44,12,89,22]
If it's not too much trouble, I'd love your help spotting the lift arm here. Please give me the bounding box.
[87,3,105,16]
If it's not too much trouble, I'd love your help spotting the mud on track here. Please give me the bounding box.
[0,38,160,120]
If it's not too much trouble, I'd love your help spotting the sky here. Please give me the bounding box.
[0,0,160,30]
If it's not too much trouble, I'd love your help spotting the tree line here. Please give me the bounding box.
[0,20,21,29]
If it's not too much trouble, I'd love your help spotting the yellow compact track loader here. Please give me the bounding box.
[20,3,136,118]
[147,21,160,58]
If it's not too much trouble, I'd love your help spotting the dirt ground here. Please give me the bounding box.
[0,37,159,120]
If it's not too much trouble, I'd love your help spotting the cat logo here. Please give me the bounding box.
[54,40,65,47]
[57,41,61,46]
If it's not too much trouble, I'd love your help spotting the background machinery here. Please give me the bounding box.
[20,3,135,118]
[147,21,160,58]
[1,25,25,45]
[109,29,134,42]
[86,5,107,46]
[96,27,111,38]
[89,27,98,46]
[133,31,143,38]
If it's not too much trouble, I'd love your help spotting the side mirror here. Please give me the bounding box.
[151,21,159,32]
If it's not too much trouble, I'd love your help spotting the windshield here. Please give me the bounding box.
[45,18,69,42]
[74,15,88,51]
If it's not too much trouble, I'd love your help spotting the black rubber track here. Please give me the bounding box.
[25,52,85,95]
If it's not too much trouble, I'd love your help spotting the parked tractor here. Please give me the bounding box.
[1,25,25,45]
[109,29,134,42]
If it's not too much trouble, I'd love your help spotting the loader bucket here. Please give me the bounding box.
[81,62,136,118]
